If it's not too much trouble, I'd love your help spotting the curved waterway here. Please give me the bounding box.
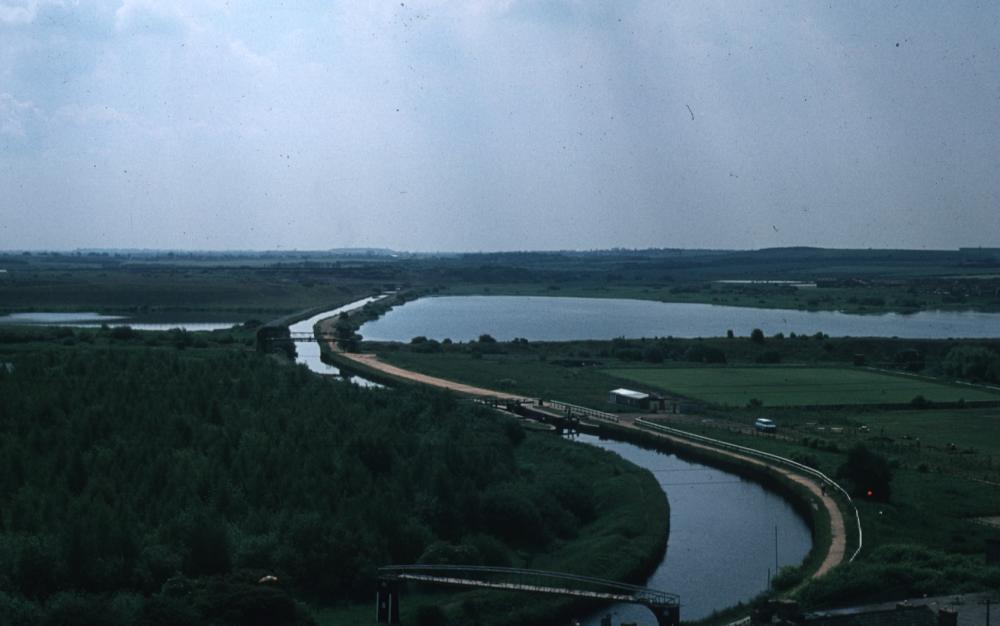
[289,295,388,387]
[360,295,1000,340]
[570,433,812,625]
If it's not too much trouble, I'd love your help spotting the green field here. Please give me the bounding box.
[605,366,1000,407]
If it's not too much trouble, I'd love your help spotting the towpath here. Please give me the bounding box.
[317,327,849,580]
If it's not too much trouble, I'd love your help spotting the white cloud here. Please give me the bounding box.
[0,0,74,24]
[113,0,232,33]
[228,39,274,73]
[0,1,34,23]
[0,92,38,136]
[114,0,190,33]
[55,102,129,125]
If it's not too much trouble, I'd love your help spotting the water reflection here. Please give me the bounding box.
[289,295,388,387]
[569,433,812,624]
[361,295,1000,341]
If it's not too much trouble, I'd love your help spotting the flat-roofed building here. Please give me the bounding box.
[608,388,650,409]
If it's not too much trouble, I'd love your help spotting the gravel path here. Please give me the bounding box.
[323,337,849,580]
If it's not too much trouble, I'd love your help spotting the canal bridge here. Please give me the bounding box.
[287,331,338,342]
[376,565,679,625]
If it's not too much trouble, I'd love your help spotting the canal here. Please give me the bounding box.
[570,433,813,624]
[289,295,388,386]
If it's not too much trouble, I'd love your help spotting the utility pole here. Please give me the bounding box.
[775,525,779,573]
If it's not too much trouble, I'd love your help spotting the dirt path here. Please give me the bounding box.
[315,319,530,401]
[319,332,849,579]
[615,418,848,578]
[338,351,531,402]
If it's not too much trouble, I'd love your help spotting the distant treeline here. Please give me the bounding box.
[4,247,1000,318]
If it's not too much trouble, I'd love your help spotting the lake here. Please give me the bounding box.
[360,295,1000,341]
[0,312,236,331]
[572,433,812,624]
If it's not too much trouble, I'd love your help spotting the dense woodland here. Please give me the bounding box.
[0,347,640,626]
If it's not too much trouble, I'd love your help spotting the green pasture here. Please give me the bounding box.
[604,366,1000,407]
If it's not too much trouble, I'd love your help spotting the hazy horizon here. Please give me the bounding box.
[4,244,998,256]
[3,1,999,252]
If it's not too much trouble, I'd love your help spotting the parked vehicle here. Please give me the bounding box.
[754,418,777,433]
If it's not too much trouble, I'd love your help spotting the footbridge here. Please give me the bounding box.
[286,332,338,342]
[376,565,679,625]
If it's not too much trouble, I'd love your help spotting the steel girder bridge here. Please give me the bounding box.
[376,565,680,626]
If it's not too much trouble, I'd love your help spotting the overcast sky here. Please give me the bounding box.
[1,1,998,252]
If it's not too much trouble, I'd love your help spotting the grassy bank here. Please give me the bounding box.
[605,366,1000,407]
[596,423,841,587]
[366,334,1000,409]
[436,278,1000,315]
[360,340,1000,610]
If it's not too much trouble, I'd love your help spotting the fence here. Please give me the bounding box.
[545,400,619,423]
[634,418,862,563]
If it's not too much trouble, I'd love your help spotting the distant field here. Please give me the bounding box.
[604,366,1000,407]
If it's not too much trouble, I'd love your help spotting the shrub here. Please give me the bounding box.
[836,445,892,501]
[894,348,925,372]
[416,605,447,626]
[910,395,932,409]
[771,565,805,591]
[643,346,665,363]
[756,350,781,364]
[942,346,1000,382]
[110,326,135,341]
[683,345,726,364]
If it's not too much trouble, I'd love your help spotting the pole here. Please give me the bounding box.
[775,525,779,573]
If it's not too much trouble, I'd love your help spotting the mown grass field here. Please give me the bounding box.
[605,366,1000,407]
[374,349,624,407]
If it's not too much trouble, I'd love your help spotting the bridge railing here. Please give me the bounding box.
[634,418,862,563]
[378,564,678,607]
[285,332,339,342]
[545,400,620,423]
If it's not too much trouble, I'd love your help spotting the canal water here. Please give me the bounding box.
[569,433,813,625]
[360,295,1000,341]
[289,295,388,386]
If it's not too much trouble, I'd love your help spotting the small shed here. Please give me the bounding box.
[609,388,650,409]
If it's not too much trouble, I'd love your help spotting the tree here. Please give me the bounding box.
[755,350,781,364]
[836,445,892,502]
[642,345,665,363]
[942,346,1000,382]
[334,316,360,352]
[894,348,925,372]
[750,328,765,343]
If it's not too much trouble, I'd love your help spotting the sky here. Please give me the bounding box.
[1,1,998,252]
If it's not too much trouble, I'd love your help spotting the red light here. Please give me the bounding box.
[866,490,873,497]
